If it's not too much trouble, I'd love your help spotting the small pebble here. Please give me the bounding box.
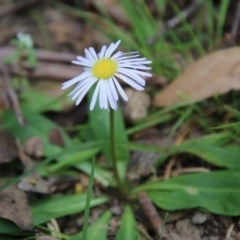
[192,212,208,224]
[124,88,150,122]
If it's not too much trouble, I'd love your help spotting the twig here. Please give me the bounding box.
[0,0,38,18]
[137,223,154,240]
[0,63,26,125]
[171,167,210,177]
[231,0,240,36]
[225,223,234,240]
[148,0,202,44]
[0,47,76,63]
[0,47,81,81]
[138,192,166,238]
[163,158,175,180]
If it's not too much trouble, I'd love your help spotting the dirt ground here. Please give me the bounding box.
[1,1,240,240]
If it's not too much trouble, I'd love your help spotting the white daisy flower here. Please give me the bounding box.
[17,32,33,48]
[62,40,152,110]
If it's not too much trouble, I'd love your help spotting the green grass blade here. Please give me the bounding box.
[216,0,231,41]
[31,194,108,225]
[70,211,111,240]
[76,161,113,187]
[81,158,95,240]
[116,206,138,240]
[174,133,240,169]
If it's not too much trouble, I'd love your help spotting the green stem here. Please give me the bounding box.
[109,109,122,191]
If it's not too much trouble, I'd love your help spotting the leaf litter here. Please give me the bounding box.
[1,1,240,240]
[154,47,240,107]
[0,185,32,230]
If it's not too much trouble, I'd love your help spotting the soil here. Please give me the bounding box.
[0,1,240,240]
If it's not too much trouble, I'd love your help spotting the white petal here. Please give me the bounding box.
[75,56,93,66]
[118,67,152,77]
[69,77,97,98]
[98,81,105,109]
[106,80,117,110]
[111,51,124,59]
[72,60,92,67]
[90,81,101,110]
[71,78,96,100]
[117,69,146,86]
[116,73,144,91]
[62,71,91,89]
[101,81,108,109]
[98,45,107,58]
[113,77,128,101]
[108,78,118,101]
[89,47,99,60]
[114,54,140,61]
[118,63,151,70]
[75,79,96,105]
[84,48,96,61]
[69,78,89,97]
[105,40,121,58]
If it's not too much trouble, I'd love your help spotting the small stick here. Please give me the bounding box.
[0,47,76,63]
[171,167,210,177]
[148,0,202,44]
[0,0,38,17]
[231,0,240,36]
[163,158,175,180]
[225,223,234,240]
[138,192,165,238]
[0,63,26,125]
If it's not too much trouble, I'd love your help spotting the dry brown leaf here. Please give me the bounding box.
[18,142,53,194]
[0,130,18,164]
[0,185,32,230]
[24,137,43,158]
[90,0,129,25]
[153,47,240,107]
[43,9,84,51]
[48,128,65,148]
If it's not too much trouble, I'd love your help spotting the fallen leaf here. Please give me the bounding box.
[48,128,65,148]
[0,185,32,230]
[0,130,18,164]
[43,8,84,52]
[18,142,52,194]
[24,137,43,158]
[90,0,129,25]
[153,47,240,107]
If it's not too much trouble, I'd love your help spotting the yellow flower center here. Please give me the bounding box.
[92,59,118,79]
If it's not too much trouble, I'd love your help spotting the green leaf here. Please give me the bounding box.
[70,211,111,240]
[177,133,231,146]
[88,93,129,180]
[31,194,108,225]
[175,133,240,169]
[2,107,72,156]
[21,87,64,112]
[46,147,99,173]
[76,161,113,187]
[81,158,95,240]
[116,206,138,240]
[0,218,28,235]
[135,171,240,216]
